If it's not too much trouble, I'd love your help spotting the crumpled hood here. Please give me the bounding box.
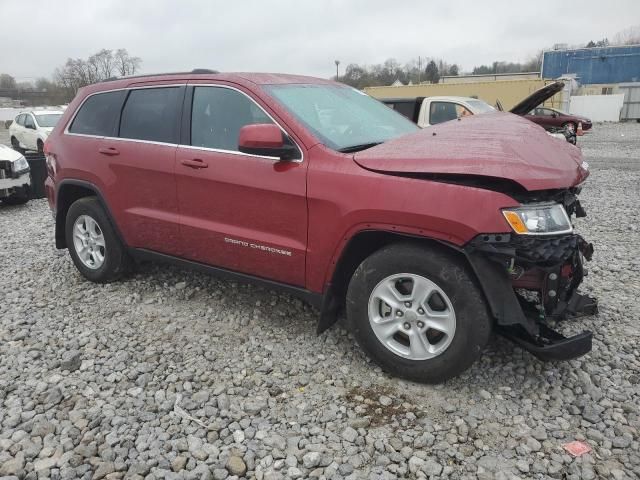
[353,112,588,191]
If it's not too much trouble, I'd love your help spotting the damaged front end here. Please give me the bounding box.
[464,188,597,361]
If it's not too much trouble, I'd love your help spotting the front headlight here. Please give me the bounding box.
[11,156,29,174]
[502,203,573,235]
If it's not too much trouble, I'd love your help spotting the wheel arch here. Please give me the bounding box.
[55,180,125,250]
[317,229,474,333]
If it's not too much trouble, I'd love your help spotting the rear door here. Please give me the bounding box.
[12,115,25,145]
[65,86,183,255]
[174,83,308,286]
[106,84,184,254]
[23,114,38,149]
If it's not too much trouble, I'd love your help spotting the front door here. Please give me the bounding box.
[175,84,308,286]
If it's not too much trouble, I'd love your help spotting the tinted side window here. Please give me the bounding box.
[119,87,181,143]
[429,102,458,124]
[191,87,273,151]
[24,115,35,128]
[16,114,24,126]
[69,91,125,136]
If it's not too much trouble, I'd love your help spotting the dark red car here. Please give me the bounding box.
[525,107,592,132]
[44,71,597,382]
[508,82,593,133]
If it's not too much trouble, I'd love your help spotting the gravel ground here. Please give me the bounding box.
[1,124,639,480]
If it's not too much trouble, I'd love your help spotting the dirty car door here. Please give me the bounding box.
[175,84,308,286]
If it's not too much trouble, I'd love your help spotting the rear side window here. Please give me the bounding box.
[69,91,125,136]
[119,87,181,143]
[16,114,24,126]
[191,86,273,151]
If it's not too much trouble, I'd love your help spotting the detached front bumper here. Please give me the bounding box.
[464,231,597,361]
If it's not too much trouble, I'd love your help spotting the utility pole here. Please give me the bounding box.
[335,60,340,81]
[418,56,421,84]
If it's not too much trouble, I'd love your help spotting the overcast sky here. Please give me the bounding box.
[2,0,639,81]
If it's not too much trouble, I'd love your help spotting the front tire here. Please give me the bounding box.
[65,197,131,283]
[346,243,491,383]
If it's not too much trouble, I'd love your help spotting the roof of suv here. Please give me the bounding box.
[93,71,334,89]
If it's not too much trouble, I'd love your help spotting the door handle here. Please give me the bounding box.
[98,147,120,156]
[181,158,208,169]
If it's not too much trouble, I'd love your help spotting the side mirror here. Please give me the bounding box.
[238,124,298,160]
[551,113,557,118]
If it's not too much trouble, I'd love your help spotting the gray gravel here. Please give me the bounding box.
[1,124,639,479]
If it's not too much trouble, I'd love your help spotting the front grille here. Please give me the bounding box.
[510,235,580,265]
[468,233,584,267]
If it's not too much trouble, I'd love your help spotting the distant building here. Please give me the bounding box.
[440,72,540,84]
[542,45,640,84]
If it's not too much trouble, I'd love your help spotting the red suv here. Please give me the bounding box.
[44,71,597,382]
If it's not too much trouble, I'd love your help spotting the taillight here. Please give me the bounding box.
[43,139,56,177]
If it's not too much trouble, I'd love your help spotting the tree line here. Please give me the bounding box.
[336,54,542,89]
[336,24,640,89]
[0,48,141,106]
[336,58,459,89]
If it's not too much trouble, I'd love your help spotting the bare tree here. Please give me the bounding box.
[114,49,142,76]
[612,25,640,45]
[90,49,116,79]
[53,48,142,95]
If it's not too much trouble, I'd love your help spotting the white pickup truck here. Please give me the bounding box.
[0,144,31,205]
[380,82,576,143]
[383,95,496,127]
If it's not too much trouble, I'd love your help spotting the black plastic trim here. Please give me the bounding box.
[181,86,194,146]
[500,325,592,361]
[130,248,324,310]
[463,250,538,335]
[54,179,128,250]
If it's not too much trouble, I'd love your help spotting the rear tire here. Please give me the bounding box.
[65,197,131,283]
[10,136,22,152]
[346,243,491,383]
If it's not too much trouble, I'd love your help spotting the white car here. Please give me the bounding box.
[0,144,31,205]
[9,110,64,153]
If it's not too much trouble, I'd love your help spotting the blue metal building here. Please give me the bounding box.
[542,45,640,84]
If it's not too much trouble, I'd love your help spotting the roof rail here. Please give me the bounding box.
[99,69,220,83]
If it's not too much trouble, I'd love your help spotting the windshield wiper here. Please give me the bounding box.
[338,142,383,153]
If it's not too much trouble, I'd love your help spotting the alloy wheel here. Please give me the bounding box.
[72,215,106,269]
[367,273,456,360]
